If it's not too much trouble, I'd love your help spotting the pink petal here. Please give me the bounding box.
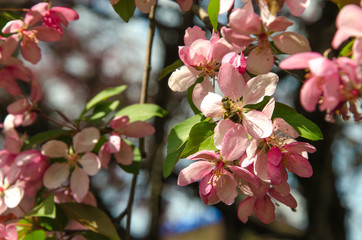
[1,36,19,60]
[285,0,310,16]
[199,173,220,205]
[221,27,253,49]
[300,76,323,112]
[192,79,214,111]
[2,20,23,34]
[221,124,248,161]
[70,167,89,202]
[255,196,275,224]
[106,133,121,153]
[215,169,238,205]
[267,162,282,185]
[353,38,362,65]
[33,26,62,42]
[253,149,270,182]
[218,62,245,101]
[268,147,282,166]
[273,118,299,138]
[229,165,259,189]
[262,98,275,119]
[229,9,261,35]
[177,161,214,186]
[332,4,362,48]
[269,188,297,208]
[279,52,322,70]
[41,140,68,158]
[78,152,101,176]
[184,26,206,47]
[73,127,100,153]
[243,72,278,105]
[308,57,337,77]
[110,115,129,130]
[200,92,223,118]
[123,121,155,138]
[168,65,200,92]
[7,98,29,115]
[237,197,256,223]
[284,142,316,154]
[284,153,313,178]
[246,47,274,75]
[20,38,41,64]
[214,119,236,149]
[273,168,290,196]
[188,39,211,65]
[99,144,111,169]
[187,150,220,161]
[43,162,70,189]
[243,110,273,139]
[114,141,133,165]
[272,32,311,54]
[266,16,294,32]
[209,38,234,62]
[51,6,79,22]
[4,185,24,208]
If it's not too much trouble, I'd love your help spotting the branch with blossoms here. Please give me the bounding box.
[0,0,361,239]
[0,2,166,240]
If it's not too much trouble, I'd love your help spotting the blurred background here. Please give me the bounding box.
[1,0,361,239]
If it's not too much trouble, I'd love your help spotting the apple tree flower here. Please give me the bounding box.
[42,127,101,202]
[0,170,24,215]
[168,26,234,92]
[99,116,155,168]
[200,63,278,138]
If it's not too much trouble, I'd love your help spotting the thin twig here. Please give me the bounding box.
[124,4,157,240]
[36,110,77,130]
[191,3,224,32]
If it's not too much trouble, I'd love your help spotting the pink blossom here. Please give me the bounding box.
[99,116,155,167]
[200,65,278,138]
[2,18,61,64]
[0,57,33,96]
[332,4,362,64]
[0,223,18,240]
[221,8,310,74]
[168,26,234,92]
[0,170,24,215]
[27,2,79,34]
[176,0,193,11]
[42,127,101,202]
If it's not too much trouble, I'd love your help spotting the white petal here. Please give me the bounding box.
[42,140,68,158]
[78,152,101,176]
[43,162,70,189]
[70,167,89,202]
[4,185,24,208]
[73,127,100,153]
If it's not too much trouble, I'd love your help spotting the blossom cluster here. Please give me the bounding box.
[169,0,320,224]
[0,2,156,239]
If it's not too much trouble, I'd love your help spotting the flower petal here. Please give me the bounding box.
[221,124,248,161]
[243,72,278,105]
[237,197,256,223]
[123,121,155,138]
[73,127,100,153]
[218,62,245,101]
[255,196,275,224]
[78,152,101,176]
[243,110,273,139]
[114,141,133,165]
[246,47,274,75]
[272,32,311,54]
[42,140,68,158]
[43,162,69,189]
[200,92,223,118]
[168,65,200,92]
[70,167,89,202]
[4,185,24,208]
[177,161,214,186]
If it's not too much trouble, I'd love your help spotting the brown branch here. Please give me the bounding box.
[124,4,157,240]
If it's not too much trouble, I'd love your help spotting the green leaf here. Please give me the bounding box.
[22,129,71,150]
[112,0,136,22]
[208,0,220,32]
[272,102,323,141]
[339,39,354,57]
[38,206,68,231]
[163,114,204,178]
[159,59,184,80]
[24,230,46,240]
[119,139,142,174]
[83,85,127,115]
[115,103,167,122]
[59,203,120,240]
[27,195,56,218]
[86,100,120,124]
[180,121,217,158]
